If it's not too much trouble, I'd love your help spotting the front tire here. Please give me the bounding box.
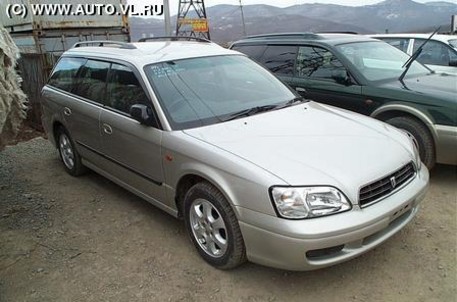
[386,116,435,169]
[184,182,246,270]
[56,127,86,176]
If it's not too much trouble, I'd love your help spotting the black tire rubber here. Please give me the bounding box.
[184,182,246,270]
[386,116,435,169]
[56,127,87,176]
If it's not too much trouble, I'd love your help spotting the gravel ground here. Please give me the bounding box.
[0,137,456,302]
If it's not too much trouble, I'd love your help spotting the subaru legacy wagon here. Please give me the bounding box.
[41,38,429,271]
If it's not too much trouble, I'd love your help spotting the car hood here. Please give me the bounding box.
[183,102,415,202]
[379,72,457,100]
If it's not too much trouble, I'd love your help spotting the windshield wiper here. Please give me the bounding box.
[399,26,440,83]
[223,104,279,122]
[282,97,308,107]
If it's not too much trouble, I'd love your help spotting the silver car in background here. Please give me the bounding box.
[370,33,457,74]
[41,39,429,271]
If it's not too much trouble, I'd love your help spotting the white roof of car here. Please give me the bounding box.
[369,33,457,44]
[64,41,238,66]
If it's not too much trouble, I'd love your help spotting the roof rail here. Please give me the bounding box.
[243,33,323,40]
[138,36,211,43]
[72,41,137,49]
[318,31,359,35]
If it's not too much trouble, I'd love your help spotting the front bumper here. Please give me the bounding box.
[236,165,429,271]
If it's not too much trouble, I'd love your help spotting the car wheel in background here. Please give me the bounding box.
[386,116,435,169]
[184,182,246,269]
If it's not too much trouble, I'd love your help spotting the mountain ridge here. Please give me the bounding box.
[129,0,457,43]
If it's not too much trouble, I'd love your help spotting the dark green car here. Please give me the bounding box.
[230,33,457,169]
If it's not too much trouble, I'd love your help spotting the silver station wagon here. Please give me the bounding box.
[41,38,429,271]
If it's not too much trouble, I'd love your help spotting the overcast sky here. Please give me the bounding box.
[128,0,440,16]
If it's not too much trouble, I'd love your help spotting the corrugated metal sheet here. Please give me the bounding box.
[16,53,58,129]
[1,0,128,30]
[11,27,129,54]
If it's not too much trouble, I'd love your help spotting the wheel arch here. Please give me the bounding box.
[371,104,438,143]
[174,172,237,219]
[52,121,65,147]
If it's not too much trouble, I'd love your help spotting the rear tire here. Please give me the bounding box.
[184,182,246,270]
[386,116,435,169]
[56,127,87,176]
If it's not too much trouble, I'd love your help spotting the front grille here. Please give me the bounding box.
[359,162,415,207]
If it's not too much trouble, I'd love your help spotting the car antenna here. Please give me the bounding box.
[399,26,440,83]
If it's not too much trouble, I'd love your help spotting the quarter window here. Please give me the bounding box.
[259,45,297,75]
[73,60,110,103]
[296,46,347,81]
[48,57,86,92]
[106,63,149,114]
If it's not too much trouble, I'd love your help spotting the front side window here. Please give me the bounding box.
[259,45,298,75]
[145,55,296,130]
[73,60,110,103]
[413,39,454,67]
[296,46,347,82]
[337,41,429,81]
[48,57,86,92]
[106,63,150,114]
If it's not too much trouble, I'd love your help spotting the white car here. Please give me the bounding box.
[370,33,457,74]
[42,38,429,270]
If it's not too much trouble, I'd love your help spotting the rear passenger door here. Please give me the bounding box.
[99,63,168,206]
[44,58,108,163]
[292,45,365,113]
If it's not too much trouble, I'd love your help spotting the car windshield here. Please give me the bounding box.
[144,55,297,130]
[336,41,430,82]
[449,39,457,49]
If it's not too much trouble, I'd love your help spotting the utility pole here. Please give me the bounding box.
[239,0,247,36]
[163,0,172,36]
[176,0,210,40]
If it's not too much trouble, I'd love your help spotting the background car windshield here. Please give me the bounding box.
[145,55,296,130]
[337,41,429,81]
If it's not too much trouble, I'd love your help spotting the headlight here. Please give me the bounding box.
[270,186,351,219]
[405,132,421,171]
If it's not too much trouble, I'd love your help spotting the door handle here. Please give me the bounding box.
[295,87,307,93]
[63,107,72,116]
[102,123,113,135]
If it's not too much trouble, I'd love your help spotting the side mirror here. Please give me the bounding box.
[449,59,457,67]
[130,104,158,127]
[332,69,352,86]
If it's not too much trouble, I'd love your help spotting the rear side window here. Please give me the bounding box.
[106,63,149,114]
[259,45,297,75]
[73,60,110,103]
[231,45,267,61]
[296,46,346,81]
[48,57,86,92]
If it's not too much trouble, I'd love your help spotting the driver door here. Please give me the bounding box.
[99,62,168,206]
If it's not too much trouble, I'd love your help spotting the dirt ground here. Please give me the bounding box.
[0,137,456,302]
